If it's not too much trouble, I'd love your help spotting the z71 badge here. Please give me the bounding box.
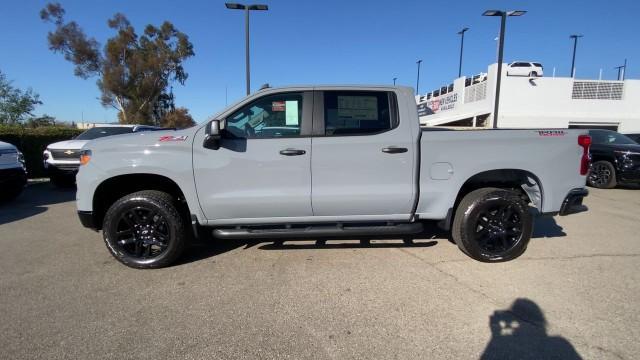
[537,130,566,137]
[158,135,188,142]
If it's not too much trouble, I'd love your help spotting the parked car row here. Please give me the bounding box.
[0,124,169,202]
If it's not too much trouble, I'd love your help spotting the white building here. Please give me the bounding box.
[417,63,640,133]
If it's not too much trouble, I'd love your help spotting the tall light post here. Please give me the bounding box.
[416,60,423,95]
[570,34,583,77]
[615,59,627,80]
[483,10,526,129]
[393,77,397,86]
[457,27,469,78]
[225,3,269,95]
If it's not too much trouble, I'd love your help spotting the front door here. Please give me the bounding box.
[193,91,313,223]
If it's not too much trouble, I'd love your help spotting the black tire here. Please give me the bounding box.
[452,188,533,262]
[102,190,186,269]
[587,161,617,189]
[50,174,75,188]
[529,71,538,77]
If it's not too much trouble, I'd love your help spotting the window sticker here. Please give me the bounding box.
[337,96,378,120]
[272,101,285,112]
[285,100,299,125]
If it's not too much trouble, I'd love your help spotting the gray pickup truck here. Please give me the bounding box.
[76,86,591,269]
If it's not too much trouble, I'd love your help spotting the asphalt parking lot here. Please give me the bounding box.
[1,182,639,360]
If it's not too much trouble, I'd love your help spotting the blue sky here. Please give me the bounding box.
[1,0,638,123]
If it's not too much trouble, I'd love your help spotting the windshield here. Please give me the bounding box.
[75,127,134,140]
[589,130,636,145]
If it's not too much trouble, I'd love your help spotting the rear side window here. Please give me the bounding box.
[532,62,543,68]
[323,91,392,136]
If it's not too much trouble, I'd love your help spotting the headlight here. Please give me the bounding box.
[17,150,25,164]
[80,149,92,166]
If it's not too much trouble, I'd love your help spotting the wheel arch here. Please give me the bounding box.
[92,173,190,230]
[456,169,544,211]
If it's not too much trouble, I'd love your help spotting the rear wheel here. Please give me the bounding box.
[102,190,186,269]
[587,161,617,189]
[529,71,538,77]
[452,188,533,262]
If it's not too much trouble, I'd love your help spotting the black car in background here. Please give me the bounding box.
[587,129,640,188]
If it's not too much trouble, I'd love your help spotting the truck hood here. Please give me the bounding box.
[47,139,91,150]
[83,127,198,153]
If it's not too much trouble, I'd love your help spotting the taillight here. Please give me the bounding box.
[578,135,591,175]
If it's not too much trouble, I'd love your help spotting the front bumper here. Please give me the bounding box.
[559,188,589,216]
[77,210,98,230]
[46,162,80,175]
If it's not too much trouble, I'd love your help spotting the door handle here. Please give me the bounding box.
[382,146,408,154]
[279,148,306,156]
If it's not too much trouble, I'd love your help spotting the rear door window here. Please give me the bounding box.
[322,91,393,136]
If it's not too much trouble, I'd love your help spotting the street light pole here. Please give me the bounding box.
[393,77,397,86]
[570,34,583,78]
[225,3,269,95]
[416,60,422,95]
[457,27,469,78]
[483,10,526,129]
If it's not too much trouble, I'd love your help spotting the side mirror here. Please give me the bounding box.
[203,119,222,150]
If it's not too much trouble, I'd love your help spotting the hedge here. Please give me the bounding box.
[0,125,83,178]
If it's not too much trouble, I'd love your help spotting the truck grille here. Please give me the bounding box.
[50,149,81,160]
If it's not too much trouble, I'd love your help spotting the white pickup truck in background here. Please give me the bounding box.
[75,85,591,268]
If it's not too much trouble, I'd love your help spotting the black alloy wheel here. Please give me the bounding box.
[473,202,523,256]
[452,188,533,262]
[114,206,170,259]
[588,161,617,189]
[103,190,186,269]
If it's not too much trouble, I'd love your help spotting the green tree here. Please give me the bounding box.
[160,107,196,129]
[40,3,195,125]
[0,70,42,124]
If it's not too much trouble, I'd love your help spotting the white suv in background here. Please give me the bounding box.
[506,61,544,77]
[43,124,163,186]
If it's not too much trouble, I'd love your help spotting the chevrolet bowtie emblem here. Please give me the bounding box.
[64,150,75,155]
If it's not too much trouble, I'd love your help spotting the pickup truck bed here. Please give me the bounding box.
[75,85,590,269]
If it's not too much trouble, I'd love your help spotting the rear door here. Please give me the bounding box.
[310,90,415,220]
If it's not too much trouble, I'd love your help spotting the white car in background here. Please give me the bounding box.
[506,61,544,77]
[43,124,164,186]
[0,140,27,201]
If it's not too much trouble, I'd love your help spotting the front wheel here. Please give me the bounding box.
[452,188,533,262]
[102,190,186,269]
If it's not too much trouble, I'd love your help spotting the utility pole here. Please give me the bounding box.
[483,10,526,129]
[570,34,583,77]
[225,3,269,95]
[457,27,469,78]
[416,60,423,94]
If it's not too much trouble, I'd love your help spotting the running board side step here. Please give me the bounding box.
[212,223,424,239]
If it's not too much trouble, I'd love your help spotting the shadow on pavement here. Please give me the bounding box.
[0,181,75,226]
[481,298,582,360]
[532,216,566,239]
